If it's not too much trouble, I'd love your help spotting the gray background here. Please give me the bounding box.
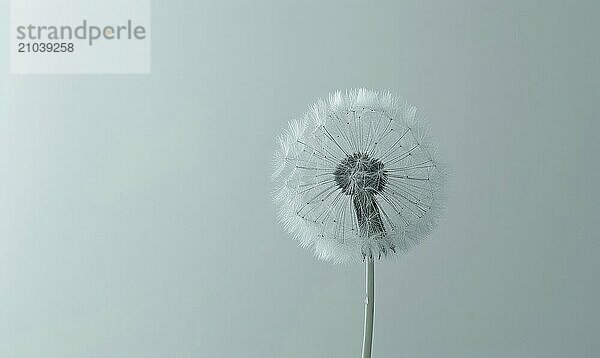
[1,0,599,357]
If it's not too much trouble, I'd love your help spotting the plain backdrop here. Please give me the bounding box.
[1,1,599,357]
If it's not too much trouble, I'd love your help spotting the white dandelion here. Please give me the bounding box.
[272,89,447,358]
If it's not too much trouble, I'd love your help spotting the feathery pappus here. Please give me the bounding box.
[273,89,446,264]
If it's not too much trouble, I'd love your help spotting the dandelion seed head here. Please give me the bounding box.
[273,89,447,264]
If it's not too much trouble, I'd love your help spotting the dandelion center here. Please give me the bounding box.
[334,153,388,196]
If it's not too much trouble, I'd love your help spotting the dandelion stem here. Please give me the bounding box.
[362,259,375,358]
[354,194,381,358]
